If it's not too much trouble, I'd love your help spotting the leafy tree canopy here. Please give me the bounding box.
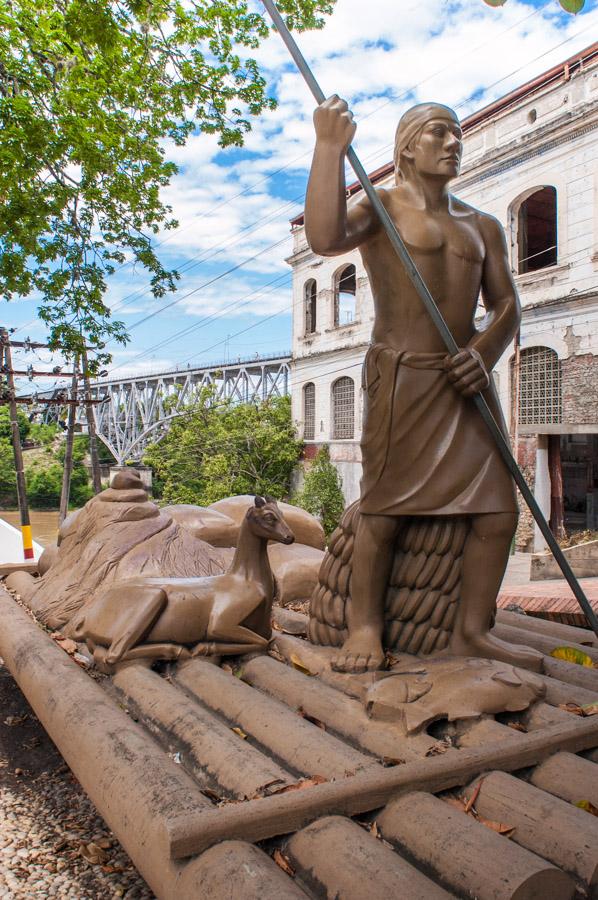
[145,391,302,505]
[0,0,334,368]
[0,405,30,442]
[293,444,345,539]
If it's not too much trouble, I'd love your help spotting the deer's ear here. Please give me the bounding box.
[254,495,266,508]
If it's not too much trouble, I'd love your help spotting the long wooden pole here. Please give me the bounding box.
[81,349,102,494]
[59,355,79,524]
[1,329,34,560]
[261,0,598,636]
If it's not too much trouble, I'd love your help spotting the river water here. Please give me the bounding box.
[0,510,60,548]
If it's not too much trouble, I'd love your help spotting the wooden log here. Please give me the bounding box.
[496,609,597,648]
[458,719,522,749]
[287,815,452,900]
[174,841,308,900]
[378,791,574,900]
[0,588,204,899]
[530,751,598,808]
[542,657,598,693]
[241,655,431,760]
[492,622,598,664]
[466,770,598,888]
[164,715,598,860]
[535,672,598,708]
[174,659,379,780]
[273,607,309,636]
[524,701,573,731]
[113,664,294,799]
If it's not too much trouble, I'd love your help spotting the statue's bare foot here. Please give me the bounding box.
[331,629,386,673]
[440,631,543,672]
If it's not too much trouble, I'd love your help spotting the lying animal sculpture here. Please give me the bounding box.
[71,496,294,666]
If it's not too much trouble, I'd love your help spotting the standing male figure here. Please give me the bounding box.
[305,98,542,674]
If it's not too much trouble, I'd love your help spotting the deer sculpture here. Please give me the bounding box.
[71,496,294,667]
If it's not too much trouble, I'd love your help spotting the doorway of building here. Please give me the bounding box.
[560,433,598,533]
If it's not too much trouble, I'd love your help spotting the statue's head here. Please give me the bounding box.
[393,103,462,184]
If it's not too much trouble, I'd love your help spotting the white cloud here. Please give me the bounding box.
[102,0,598,372]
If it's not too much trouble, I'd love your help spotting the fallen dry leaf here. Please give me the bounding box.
[259,779,286,796]
[476,816,516,838]
[576,799,598,816]
[369,821,380,839]
[79,842,110,865]
[273,850,295,877]
[56,638,78,655]
[290,654,314,676]
[4,714,28,727]
[425,739,453,757]
[559,702,584,716]
[381,757,406,767]
[268,776,327,796]
[581,702,598,717]
[506,721,527,733]
[231,726,247,739]
[550,646,595,668]
[297,707,326,730]
[268,647,286,664]
[464,780,484,814]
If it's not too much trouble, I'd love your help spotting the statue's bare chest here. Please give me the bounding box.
[392,208,485,266]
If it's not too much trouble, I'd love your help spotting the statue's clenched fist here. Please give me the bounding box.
[444,348,490,398]
[313,95,356,151]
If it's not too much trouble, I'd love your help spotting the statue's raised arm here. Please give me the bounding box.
[305,96,379,255]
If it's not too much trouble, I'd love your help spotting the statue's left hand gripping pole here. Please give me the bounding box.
[260,0,598,637]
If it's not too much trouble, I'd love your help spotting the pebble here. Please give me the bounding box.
[1,714,155,898]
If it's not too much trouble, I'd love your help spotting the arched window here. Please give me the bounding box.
[511,346,561,425]
[332,376,354,439]
[517,187,557,274]
[303,382,315,441]
[334,264,356,326]
[304,279,317,334]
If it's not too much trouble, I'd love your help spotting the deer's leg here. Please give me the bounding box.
[105,587,167,665]
[207,621,270,647]
[191,641,267,657]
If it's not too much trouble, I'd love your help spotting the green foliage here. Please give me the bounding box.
[0,406,30,443]
[0,439,17,506]
[144,392,303,506]
[483,0,584,9]
[29,421,59,448]
[293,445,345,539]
[0,0,334,367]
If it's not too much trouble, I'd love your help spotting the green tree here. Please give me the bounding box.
[0,0,333,366]
[483,0,584,9]
[0,439,17,506]
[0,406,30,443]
[145,392,302,506]
[293,444,345,539]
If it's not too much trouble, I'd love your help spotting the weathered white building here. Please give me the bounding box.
[288,42,598,550]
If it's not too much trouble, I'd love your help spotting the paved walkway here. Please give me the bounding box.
[499,551,598,622]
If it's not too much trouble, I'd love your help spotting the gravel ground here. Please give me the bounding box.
[0,659,155,899]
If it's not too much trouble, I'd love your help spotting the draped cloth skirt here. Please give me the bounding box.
[359,343,518,517]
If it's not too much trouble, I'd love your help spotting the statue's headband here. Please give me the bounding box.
[394,103,460,178]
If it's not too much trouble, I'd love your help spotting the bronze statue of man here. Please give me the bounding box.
[305,98,542,674]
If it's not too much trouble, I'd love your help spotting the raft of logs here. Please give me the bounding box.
[1,584,598,900]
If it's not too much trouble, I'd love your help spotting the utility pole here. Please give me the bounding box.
[1,328,34,560]
[59,355,79,524]
[81,348,102,494]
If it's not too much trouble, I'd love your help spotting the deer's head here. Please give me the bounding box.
[248,496,295,545]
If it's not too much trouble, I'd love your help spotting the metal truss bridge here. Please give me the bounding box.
[63,352,291,466]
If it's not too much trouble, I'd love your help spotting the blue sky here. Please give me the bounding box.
[6,0,598,383]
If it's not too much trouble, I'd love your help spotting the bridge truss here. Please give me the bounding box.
[70,353,291,465]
